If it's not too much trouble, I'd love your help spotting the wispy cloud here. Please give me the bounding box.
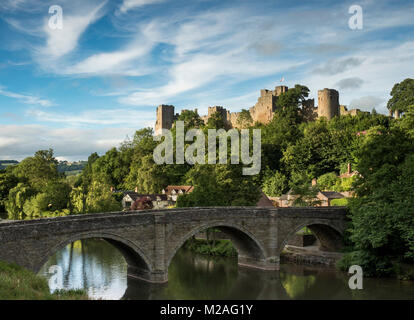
[0,86,54,107]
[27,107,154,127]
[37,1,107,60]
[118,0,166,14]
[0,124,138,161]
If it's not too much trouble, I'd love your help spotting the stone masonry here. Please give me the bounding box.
[0,206,348,283]
[154,83,369,132]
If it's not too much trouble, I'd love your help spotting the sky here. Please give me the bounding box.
[0,0,413,161]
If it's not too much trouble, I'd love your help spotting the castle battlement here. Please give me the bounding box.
[154,83,368,132]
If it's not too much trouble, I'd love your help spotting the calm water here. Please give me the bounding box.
[38,239,414,300]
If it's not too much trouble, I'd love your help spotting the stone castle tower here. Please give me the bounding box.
[155,104,175,134]
[249,85,288,124]
[317,88,340,120]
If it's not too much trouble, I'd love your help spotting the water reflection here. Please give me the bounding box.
[39,239,127,300]
[39,239,414,300]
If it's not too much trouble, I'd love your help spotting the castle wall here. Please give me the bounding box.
[154,83,366,131]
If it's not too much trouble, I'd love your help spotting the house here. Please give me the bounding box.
[316,191,345,206]
[122,191,169,210]
[162,185,194,202]
[272,189,348,207]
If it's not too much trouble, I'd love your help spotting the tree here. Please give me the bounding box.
[237,109,253,128]
[5,183,35,219]
[289,172,321,207]
[262,170,288,197]
[0,169,18,213]
[317,172,339,191]
[207,111,228,129]
[177,110,204,129]
[339,125,414,276]
[12,149,60,191]
[177,163,261,207]
[387,78,414,113]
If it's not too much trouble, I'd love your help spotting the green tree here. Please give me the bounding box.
[237,109,253,128]
[387,78,414,113]
[339,125,414,276]
[317,172,339,191]
[0,169,18,213]
[5,183,35,219]
[177,110,204,128]
[262,169,288,197]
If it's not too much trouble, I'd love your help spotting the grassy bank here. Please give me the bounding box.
[184,238,237,257]
[0,260,89,300]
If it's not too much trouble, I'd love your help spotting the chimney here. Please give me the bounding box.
[347,163,352,174]
[135,186,138,193]
[312,178,317,186]
[110,186,114,192]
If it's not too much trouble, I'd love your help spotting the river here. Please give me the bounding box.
[38,238,414,300]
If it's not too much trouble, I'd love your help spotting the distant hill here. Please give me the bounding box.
[0,160,19,170]
[57,160,87,174]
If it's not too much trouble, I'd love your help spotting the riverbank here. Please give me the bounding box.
[0,260,89,300]
[281,245,343,267]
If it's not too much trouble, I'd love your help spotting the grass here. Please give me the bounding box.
[0,260,89,300]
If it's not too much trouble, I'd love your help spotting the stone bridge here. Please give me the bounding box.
[0,206,348,283]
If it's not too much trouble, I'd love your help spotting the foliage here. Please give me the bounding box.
[262,169,288,197]
[339,127,414,276]
[237,109,253,128]
[317,172,339,191]
[387,78,414,113]
[206,110,228,129]
[289,172,321,207]
[177,109,204,128]
[184,238,237,257]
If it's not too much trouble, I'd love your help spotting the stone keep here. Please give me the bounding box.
[317,88,340,120]
[155,105,175,134]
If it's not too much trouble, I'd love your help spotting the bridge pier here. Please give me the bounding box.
[127,266,168,283]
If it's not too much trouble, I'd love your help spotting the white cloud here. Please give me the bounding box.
[349,96,384,111]
[0,124,140,161]
[0,86,54,107]
[299,41,414,114]
[118,0,166,14]
[27,107,155,127]
[61,37,154,76]
[37,1,107,60]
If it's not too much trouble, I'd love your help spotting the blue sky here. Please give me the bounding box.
[0,0,413,161]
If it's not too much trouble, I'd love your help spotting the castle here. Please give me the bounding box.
[155,84,369,133]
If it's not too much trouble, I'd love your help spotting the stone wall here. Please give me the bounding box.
[0,207,348,283]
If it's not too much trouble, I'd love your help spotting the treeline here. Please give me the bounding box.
[1,79,413,277]
[57,161,87,173]
[0,160,18,171]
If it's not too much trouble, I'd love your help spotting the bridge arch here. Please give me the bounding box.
[36,231,153,281]
[279,220,344,254]
[166,222,268,270]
